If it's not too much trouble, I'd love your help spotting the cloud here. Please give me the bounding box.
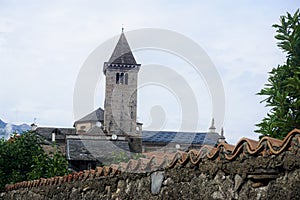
[0,0,298,143]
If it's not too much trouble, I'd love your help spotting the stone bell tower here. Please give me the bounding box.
[103,30,142,152]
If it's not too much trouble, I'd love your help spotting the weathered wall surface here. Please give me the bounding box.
[2,130,300,199]
[2,152,300,200]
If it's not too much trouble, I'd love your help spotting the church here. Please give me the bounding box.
[34,30,224,171]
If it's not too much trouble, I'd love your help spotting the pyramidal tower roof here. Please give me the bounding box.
[108,31,137,65]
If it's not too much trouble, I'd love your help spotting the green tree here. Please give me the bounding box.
[256,9,300,139]
[0,131,68,190]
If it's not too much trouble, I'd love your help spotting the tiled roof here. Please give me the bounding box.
[74,107,104,124]
[86,126,105,135]
[6,129,300,191]
[66,139,131,163]
[65,131,219,162]
[35,127,75,141]
[142,131,219,146]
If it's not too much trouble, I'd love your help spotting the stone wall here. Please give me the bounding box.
[2,129,300,199]
[2,152,300,199]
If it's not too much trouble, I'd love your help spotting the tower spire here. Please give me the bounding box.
[103,30,140,74]
[107,31,137,65]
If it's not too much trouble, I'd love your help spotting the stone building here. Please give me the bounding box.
[35,30,223,171]
[31,124,75,154]
[64,30,144,170]
[103,31,141,137]
[73,107,104,134]
[102,30,142,152]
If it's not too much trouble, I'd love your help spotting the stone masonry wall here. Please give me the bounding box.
[3,130,300,199]
[2,151,300,200]
[104,67,139,136]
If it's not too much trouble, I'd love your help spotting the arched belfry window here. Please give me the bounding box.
[120,73,124,84]
[116,72,128,85]
[125,73,128,85]
[116,73,119,84]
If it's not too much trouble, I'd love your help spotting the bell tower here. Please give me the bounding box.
[103,30,141,145]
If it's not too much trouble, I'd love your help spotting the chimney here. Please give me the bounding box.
[52,132,55,142]
[136,122,143,135]
[31,123,37,131]
[218,127,226,143]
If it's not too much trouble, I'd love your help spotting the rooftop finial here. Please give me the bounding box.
[121,24,124,33]
[209,118,216,133]
[221,127,224,137]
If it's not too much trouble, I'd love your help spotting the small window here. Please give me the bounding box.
[130,105,134,119]
[87,163,92,170]
[80,126,86,130]
[125,73,128,85]
[109,121,113,131]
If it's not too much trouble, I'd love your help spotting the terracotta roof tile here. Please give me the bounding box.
[6,129,300,191]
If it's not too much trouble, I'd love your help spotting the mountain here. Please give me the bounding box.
[0,119,30,139]
[0,119,6,128]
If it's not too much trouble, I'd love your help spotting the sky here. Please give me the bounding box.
[0,0,298,144]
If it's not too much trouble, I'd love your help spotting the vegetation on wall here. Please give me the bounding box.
[110,151,144,165]
[256,9,300,139]
[0,131,68,190]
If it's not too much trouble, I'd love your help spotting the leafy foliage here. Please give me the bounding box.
[110,151,144,165]
[256,9,300,139]
[0,131,68,190]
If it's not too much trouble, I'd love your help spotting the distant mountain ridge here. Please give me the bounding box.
[0,119,30,139]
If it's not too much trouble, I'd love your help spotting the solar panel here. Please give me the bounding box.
[142,131,209,144]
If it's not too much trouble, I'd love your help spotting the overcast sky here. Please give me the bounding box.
[0,1,298,144]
